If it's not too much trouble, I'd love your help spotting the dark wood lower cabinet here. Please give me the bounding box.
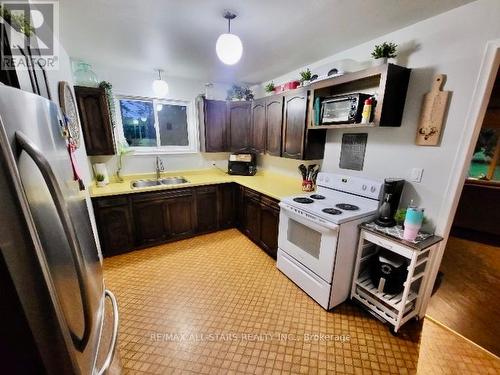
[259,197,280,258]
[243,191,261,242]
[196,186,218,233]
[92,184,280,258]
[165,193,196,238]
[93,197,134,257]
[218,183,236,229]
[133,199,167,246]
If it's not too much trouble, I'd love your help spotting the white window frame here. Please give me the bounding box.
[115,94,199,154]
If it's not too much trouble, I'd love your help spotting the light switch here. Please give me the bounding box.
[410,168,423,183]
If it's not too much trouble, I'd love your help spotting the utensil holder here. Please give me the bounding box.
[302,180,315,192]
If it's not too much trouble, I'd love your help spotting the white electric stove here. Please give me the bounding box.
[277,172,383,310]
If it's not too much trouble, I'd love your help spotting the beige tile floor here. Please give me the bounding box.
[103,229,500,374]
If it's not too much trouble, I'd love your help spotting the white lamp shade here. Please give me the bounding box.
[152,79,169,97]
[216,33,243,65]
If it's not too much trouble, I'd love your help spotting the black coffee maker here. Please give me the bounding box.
[375,178,405,227]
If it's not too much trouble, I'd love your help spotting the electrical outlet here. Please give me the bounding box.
[410,168,423,183]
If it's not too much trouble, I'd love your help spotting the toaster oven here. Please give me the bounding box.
[228,153,257,176]
[320,93,371,124]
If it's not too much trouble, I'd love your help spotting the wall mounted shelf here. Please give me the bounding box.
[305,63,411,128]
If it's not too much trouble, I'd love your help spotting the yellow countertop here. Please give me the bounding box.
[89,169,304,201]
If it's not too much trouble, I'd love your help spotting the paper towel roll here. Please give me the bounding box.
[93,163,109,184]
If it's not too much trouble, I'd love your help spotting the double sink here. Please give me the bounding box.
[131,177,189,189]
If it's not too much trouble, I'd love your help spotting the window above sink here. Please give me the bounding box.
[116,95,198,155]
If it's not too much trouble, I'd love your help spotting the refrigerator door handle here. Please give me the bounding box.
[96,289,119,375]
[15,131,93,352]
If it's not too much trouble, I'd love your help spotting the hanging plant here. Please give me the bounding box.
[99,81,117,129]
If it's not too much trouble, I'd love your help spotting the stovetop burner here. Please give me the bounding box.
[335,203,359,211]
[322,208,342,215]
[293,197,314,204]
[310,194,325,200]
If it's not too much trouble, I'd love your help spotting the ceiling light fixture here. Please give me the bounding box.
[152,69,169,97]
[216,11,243,65]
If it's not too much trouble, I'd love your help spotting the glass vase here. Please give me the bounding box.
[74,62,99,87]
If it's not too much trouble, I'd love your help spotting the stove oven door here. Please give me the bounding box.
[278,204,339,283]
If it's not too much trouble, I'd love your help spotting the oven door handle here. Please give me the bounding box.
[279,204,339,232]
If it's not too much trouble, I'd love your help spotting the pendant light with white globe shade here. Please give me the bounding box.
[152,69,169,97]
[216,11,243,65]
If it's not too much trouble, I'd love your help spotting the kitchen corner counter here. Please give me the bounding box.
[89,169,304,201]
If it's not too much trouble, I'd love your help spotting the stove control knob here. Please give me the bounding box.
[362,184,367,191]
[325,177,330,183]
[370,186,376,193]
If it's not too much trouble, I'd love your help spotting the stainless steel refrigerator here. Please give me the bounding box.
[0,85,120,374]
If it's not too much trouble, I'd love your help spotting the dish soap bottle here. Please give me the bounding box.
[361,97,373,124]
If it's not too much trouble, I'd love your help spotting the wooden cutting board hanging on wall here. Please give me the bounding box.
[416,74,450,146]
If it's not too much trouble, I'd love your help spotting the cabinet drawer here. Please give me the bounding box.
[196,185,217,194]
[362,230,413,259]
[244,188,260,201]
[94,196,129,208]
[260,195,279,210]
[132,188,193,202]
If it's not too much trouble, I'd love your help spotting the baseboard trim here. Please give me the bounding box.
[425,314,500,360]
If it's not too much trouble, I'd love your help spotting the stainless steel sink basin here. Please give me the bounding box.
[159,177,188,185]
[131,177,189,189]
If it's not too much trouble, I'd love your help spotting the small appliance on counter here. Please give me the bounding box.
[320,93,371,125]
[370,248,408,294]
[375,178,405,227]
[228,152,257,176]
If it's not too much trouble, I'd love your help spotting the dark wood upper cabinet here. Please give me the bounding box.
[265,96,284,157]
[228,101,252,152]
[250,99,266,153]
[203,99,228,152]
[282,91,307,159]
[195,186,218,233]
[282,90,326,160]
[74,86,115,156]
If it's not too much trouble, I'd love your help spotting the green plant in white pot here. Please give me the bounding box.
[299,68,312,86]
[95,173,106,187]
[371,42,398,65]
[264,82,275,96]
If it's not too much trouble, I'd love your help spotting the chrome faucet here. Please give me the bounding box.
[155,156,165,179]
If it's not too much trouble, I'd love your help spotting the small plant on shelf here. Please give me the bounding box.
[371,42,398,60]
[95,173,106,187]
[299,68,312,85]
[264,82,275,94]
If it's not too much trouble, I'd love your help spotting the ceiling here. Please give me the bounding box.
[59,0,475,84]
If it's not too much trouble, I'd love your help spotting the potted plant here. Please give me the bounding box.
[264,82,275,96]
[95,173,106,187]
[299,68,312,86]
[226,84,254,101]
[371,42,398,65]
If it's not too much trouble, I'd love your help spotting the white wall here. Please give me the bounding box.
[77,63,232,175]
[254,0,500,234]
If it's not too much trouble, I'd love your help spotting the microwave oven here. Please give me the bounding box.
[320,93,371,124]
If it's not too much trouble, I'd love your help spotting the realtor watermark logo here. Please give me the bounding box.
[1,0,59,70]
